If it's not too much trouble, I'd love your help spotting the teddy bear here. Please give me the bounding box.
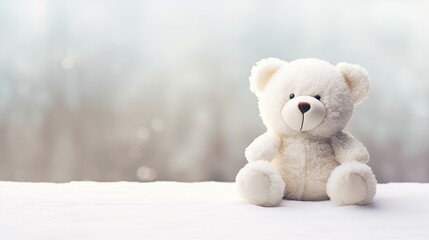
[236,58,377,207]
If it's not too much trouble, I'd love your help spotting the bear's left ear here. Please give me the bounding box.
[336,62,371,105]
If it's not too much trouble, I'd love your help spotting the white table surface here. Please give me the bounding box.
[0,182,428,240]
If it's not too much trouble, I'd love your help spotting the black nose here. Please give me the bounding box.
[298,102,311,113]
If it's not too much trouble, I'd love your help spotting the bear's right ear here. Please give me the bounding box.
[249,58,286,97]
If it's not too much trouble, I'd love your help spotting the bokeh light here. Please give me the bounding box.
[0,0,428,182]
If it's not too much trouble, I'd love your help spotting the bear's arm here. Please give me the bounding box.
[245,131,281,162]
[330,131,369,164]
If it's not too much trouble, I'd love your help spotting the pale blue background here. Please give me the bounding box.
[0,0,428,182]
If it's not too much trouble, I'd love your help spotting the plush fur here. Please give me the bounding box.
[236,161,285,207]
[236,58,377,207]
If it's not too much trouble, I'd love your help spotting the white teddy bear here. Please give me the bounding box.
[236,58,377,207]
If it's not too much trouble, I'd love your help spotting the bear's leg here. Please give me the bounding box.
[327,161,377,206]
[235,161,285,207]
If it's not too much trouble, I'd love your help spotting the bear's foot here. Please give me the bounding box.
[235,161,285,207]
[327,161,377,206]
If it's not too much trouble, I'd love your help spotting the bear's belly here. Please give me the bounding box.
[272,138,339,201]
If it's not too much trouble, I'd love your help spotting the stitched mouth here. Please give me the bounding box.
[299,114,304,131]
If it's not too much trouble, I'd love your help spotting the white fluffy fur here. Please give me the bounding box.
[330,131,370,164]
[236,58,377,207]
[236,161,285,207]
[327,161,377,205]
[249,58,286,97]
[336,62,371,105]
[244,131,280,162]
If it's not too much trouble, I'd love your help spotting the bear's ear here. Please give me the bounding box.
[249,58,286,97]
[336,62,371,105]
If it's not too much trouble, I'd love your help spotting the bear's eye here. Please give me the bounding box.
[289,93,295,99]
[314,95,321,100]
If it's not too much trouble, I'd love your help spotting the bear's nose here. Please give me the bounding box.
[298,102,311,113]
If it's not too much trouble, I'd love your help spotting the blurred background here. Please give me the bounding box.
[0,0,428,183]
